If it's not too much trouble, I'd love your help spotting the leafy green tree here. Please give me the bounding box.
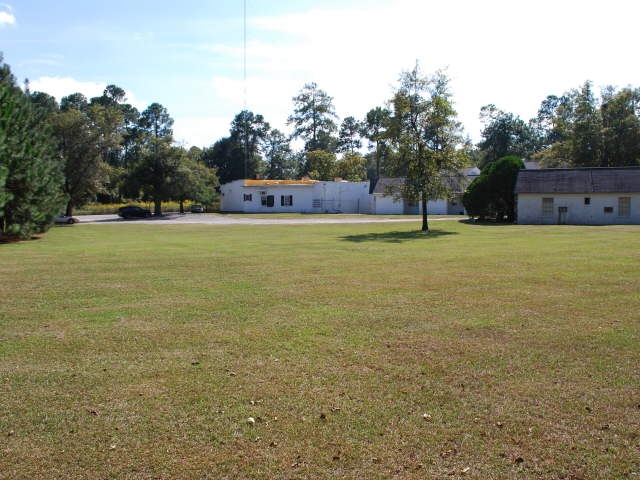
[0,56,65,239]
[171,152,219,213]
[230,110,270,178]
[388,65,468,231]
[303,150,336,181]
[264,129,296,179]
[362,106,392,180]
[288,82,338,153]
[600,87,640,167]
[463,156,524,222]
[203,110,270,184]
[203,137,237,185]
[336,116,362,154]
[335,152,367,181]
[124,142,181,214]
[570,81,603,167]
[125,103,175,214]
[477,105,538,167]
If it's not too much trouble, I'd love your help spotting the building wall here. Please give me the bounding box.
[220,180,370,214]
[371,196,453,215]
[517,193,640,225]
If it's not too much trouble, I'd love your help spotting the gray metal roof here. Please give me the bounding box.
[515,167,640,194]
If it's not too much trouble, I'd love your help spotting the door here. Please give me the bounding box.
[558,206,568,225]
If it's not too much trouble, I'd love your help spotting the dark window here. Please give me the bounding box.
[584,197,591,205]
[243,194,252,201]
[281,195,293,206]
[619,197,631,216]
[266,195,274,207]
[604,206,614,213]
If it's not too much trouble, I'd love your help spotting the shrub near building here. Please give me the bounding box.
[463,156,524,222]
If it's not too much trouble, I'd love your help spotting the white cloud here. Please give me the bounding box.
[0,9,15,26]
[173,116,231,149]
[29,76,106,102]
[28,76,148,113]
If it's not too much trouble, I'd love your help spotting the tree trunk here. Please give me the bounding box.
[421,192,429,232]
[179,199,184,214]
[154,198,162,216]
[65,200,73,217]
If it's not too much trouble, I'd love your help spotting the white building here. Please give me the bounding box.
[368,168,480,215]
[219,179,370,214]
[515,167,640,225]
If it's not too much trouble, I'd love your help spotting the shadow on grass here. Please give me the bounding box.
[340,229,457,243]
[458,219,515,227]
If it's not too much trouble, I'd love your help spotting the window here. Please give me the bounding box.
[542,198,554,216]
[584,197,591,205]
[281,195,293,207]
[243,194,252,202]
[618,197,631,216]
[604,206,614,214]
[261,195,274,207]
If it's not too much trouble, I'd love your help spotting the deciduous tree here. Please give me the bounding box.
[388,65,468,231]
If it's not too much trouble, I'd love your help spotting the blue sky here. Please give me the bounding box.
[1,0,639,148]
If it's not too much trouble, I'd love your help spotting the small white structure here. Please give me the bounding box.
[220,179,370,214]
[515,167,640,225]
[368,168,479,215]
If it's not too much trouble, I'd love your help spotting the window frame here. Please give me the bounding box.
[618,197,631,217]
[542,197,554,217]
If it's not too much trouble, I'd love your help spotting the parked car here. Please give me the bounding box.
[54,214,80,225]
[117,205,152,219]
[190,204,205,213]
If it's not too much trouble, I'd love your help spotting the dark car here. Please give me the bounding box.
[117,205,152,219]
[190,204,205,213]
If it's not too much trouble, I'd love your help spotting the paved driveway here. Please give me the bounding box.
[77,213,464,225]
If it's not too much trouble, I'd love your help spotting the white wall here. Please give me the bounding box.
[517,194,640,225]
[220,180,370,213]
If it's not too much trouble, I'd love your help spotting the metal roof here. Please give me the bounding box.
[515,167,640,194]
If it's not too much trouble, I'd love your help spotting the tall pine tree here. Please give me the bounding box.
[0,56,65,239]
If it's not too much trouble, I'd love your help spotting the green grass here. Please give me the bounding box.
[1,220,639,479]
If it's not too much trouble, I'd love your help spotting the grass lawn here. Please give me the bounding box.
[1,220,639,479]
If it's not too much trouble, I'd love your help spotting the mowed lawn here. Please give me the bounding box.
[1,220,639,479]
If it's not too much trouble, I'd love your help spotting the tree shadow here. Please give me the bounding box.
[458,218,515,227]
[340,229,457,243]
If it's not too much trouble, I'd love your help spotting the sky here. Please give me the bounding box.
[1,0,638,149]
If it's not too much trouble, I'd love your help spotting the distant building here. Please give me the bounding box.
[219,179,370,214]
[515,167,640,225]
[368,168,480,215]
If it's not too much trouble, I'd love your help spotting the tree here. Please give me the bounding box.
[570,81,603,167]
[170,152,219,213]
[600,87,640,167]
[126,103,175,214]
[336,116,362,154]
[203,110,270,184]
[264,129,297,179]
[52,105,111,215]
[230,110,270,178]
[335,152,367,181]
[462,156,524,222]
[0,56,65,239]
[288,82,338,152]
[124,142,181,214]
[303,150,336,181]
[388,65,468,231]
[477,105,538,167]
[362,106,392,180]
